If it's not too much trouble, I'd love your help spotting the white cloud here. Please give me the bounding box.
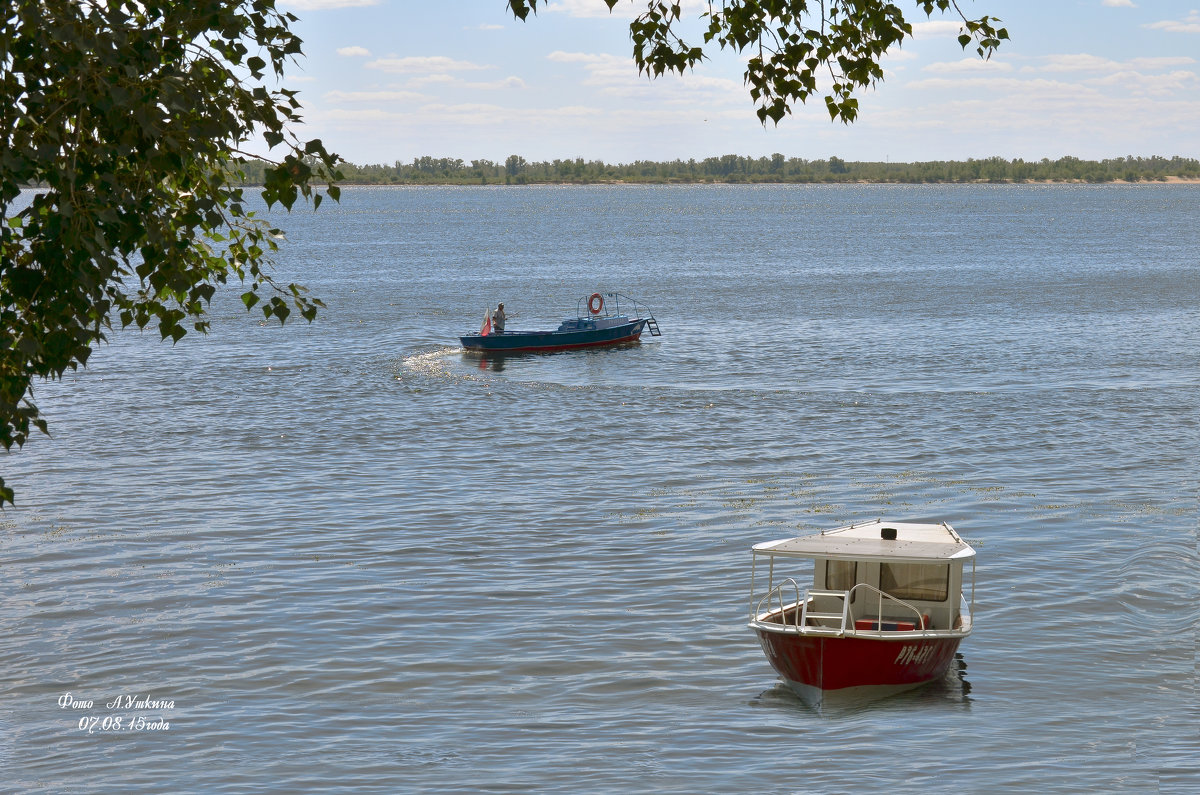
[280,0,378,9]
[543,0,709,20]
[462,77,529,90]
[1102,0,1137,7]
[324,90,426,103]
[546,51,625,67]
[366,56,492,74]
[405,103,526,127]
[545,49,742,108]
[392,101,720,139]
[541,0,638,19]
[1037,53,1122,73]
[1128,56,1198,69]
[398,73,525,92]
[547,51,642,87]
[473,24,504,30]
[322,108,403,123]
[910,21,964,38]
[313,95,743,161]
[882,49,920,64]
[1089,69,1200,96]
[336,46,371,57]
[1033,54,1196,74]
[866,84,1200,159]
[922,58,1013,74]
[407,74,459,88]
[1145,11,1200,33]
[907,51,1200,102]
[906,59,1200,112]
[905,75,1087,97]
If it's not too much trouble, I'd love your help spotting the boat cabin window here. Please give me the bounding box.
[880,562,949,602]
[825,560,856,591]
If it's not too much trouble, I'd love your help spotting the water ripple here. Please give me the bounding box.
[3,184,1198,792]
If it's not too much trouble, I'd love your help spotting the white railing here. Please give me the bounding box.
[847,583,928,632]
[754,584,849,633]
[755,577,803,626]
[753,582,939,635]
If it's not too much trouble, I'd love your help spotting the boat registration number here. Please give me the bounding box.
[894,644,938,665]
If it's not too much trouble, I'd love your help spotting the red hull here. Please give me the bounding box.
[755,628,962,693]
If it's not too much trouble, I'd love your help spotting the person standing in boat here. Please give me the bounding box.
[491,303,506,334]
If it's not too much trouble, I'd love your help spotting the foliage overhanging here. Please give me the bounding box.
[0,0,340,504]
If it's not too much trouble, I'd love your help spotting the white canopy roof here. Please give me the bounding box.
[753,520,975,563]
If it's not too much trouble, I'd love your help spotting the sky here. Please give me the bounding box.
[267,0,1200,165]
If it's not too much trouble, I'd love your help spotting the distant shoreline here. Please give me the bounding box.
[19,168,1200,191]
[319,155,1200,187]
[20,176,1200,191]
[328,176,1200,186]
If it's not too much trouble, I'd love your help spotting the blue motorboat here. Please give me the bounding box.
[460,292,661,353]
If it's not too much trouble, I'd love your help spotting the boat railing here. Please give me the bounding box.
[755,578,803,627]
[754,585,850,634]
[577,292,657,321]
[754,582,937,636]
[847,583,931,633]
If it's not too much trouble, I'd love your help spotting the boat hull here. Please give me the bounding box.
[460,318,647,353]
[754,626,963,702]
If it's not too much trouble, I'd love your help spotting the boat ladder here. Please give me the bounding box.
[645,316,662,336]
[799,590,850,632]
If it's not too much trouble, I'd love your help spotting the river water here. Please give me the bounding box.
[2,184,1198,792]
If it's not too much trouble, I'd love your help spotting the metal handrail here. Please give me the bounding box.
[753,582,941,635]
[754,578,802,627]
[576,292,656,321]
[847,583,929,632]
[754,584,852,632]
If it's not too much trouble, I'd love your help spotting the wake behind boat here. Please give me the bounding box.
[460,292,661,353]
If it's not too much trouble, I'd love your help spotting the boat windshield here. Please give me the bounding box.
[826,560,856,590]
[879,562,949,602]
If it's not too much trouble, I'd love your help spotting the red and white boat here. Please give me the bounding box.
[749,519,976,706]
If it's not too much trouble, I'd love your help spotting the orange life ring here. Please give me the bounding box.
[588,293,604,314]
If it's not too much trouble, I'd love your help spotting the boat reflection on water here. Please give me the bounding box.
[754,653,973,716]
[472,351,509,372]
[464,339,647,373]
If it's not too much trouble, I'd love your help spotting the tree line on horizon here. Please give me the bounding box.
[232,154,1200,186]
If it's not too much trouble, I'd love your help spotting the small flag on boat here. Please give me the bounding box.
[480,310,492,336]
